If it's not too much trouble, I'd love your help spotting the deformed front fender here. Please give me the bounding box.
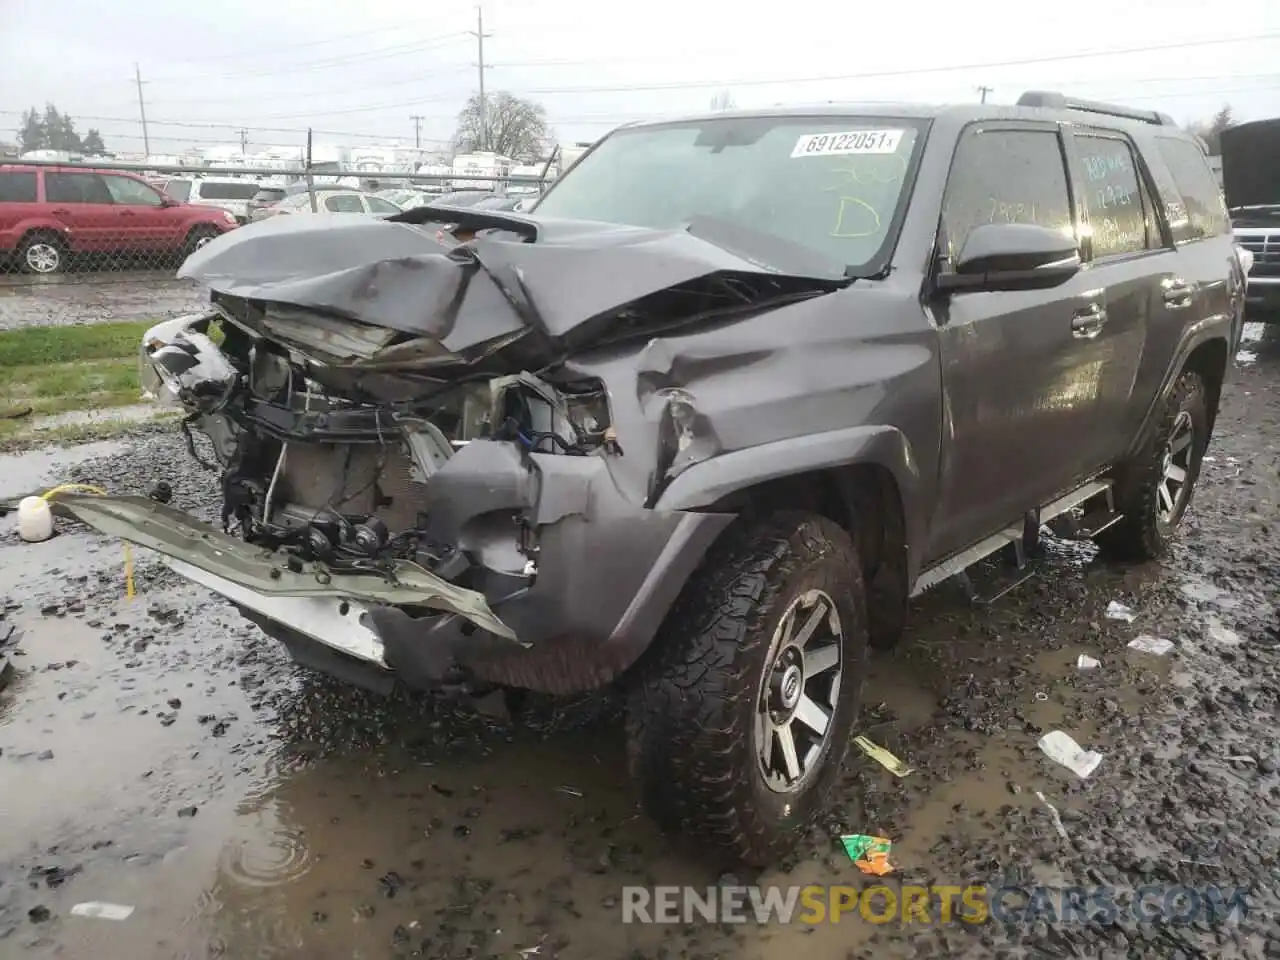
[654,424,926,580]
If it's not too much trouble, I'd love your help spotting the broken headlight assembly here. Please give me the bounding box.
[139,314,236,408]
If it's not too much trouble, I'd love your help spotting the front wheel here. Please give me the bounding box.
[626,511,868,866]
[182,225,220,258]
[1096,370,1210,560]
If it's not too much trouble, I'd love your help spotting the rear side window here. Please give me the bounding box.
[941,127,1074,263]
[1072,134,1155,258]
[46,173,113,204]
[198,181,261,201]
[1153,138,1229,242]
[0,172,38,202]
[164,180,192,202]
[366,196,400,214]
[325,194,364,213]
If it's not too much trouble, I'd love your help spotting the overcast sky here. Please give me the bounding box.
[2,0,1278,157]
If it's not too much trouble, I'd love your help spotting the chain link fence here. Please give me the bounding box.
[0,159,550,329]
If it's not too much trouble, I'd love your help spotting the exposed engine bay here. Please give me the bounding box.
[117,206,856,694]
[143,307,615,595]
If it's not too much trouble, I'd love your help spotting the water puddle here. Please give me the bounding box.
[0,439,131,501]
[26,405,169,432]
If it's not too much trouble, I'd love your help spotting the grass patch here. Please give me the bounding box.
[0,320,154,368]
[0,321,157,441]
[0,413,181,453]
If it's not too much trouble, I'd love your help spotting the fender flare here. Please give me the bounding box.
[655,424,926,580]
[15,218,72,247]
[1126,313,1233,458]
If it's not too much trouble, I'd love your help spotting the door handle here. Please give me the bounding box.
[1162,277,1194,309]
[1071,303,1107,339]
[120,210,135,216]
[51,208,70,215]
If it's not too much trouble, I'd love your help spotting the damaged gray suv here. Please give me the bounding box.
[63,91,1246,866]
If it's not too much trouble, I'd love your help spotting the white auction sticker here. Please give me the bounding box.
[790,129,904,158]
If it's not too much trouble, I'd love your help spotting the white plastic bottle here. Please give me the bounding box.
[17,496,54,543]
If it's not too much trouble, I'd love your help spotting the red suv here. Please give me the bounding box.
[0,165,239,274]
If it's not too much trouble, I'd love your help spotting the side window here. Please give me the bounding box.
[366,196,400,215]
[1153,138,1229,242]
[941,128,1074,264]
[200,182,261,200]
[46,173,113,204]
[164,180,192,202]
[325,194,364,213]
[102,175,164,207]
[1072,134,1153,258]
[0,172,38,202]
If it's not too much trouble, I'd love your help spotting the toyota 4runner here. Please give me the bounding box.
[58,90,1246,866]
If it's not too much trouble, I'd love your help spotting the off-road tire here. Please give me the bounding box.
[626,511,868,866]
[1095,370,1210,561]
[18,232,67,275]
[183,225,220,258]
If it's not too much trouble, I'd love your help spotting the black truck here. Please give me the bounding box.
[62,90,1245,866]
[1222,116,1280,321]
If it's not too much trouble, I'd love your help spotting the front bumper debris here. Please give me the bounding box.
[53,494,519,647]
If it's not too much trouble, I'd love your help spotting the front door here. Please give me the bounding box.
[925,121,1120,561]
[100,173,172,255]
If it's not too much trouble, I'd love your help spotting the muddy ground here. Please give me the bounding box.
[0,274,208,330]
[0,325,1276,960]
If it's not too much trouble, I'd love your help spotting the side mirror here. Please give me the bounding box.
[159,195,178,207]
[936,222,1081,293]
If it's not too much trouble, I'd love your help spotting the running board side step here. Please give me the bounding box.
[910,479,1116,603]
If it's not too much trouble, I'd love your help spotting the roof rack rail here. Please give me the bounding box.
[1016,91,1176,127]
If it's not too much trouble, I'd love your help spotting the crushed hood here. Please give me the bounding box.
[179,210,850,364]
[1221,119,1280,211]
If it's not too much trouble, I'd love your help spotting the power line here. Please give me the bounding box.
[516,32,1280,96]
[145,65,473,108]
[141,31,1280,122]
[147,33,471,83]
[161,25,425,65]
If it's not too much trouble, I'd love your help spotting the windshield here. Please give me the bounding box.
[533,116,925,273]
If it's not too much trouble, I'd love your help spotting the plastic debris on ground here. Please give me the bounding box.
[841,834,895,876]
[1206,618,1242,646]
[853,736,915,777]
[70,902,135,920]
[1128,635,1175,656]
[1037,730,1104,778]
[1076,654,1102,670]
[1033,790,1070,840]
[1106,601,1137,623]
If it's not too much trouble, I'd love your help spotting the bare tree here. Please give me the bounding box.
[454,91,552,159]
[1188,103,1234,155]
[709,90,736,112]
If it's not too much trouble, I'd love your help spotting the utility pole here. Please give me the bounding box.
[976,85,993,104]
[409,115,424,149]
[133,63,151,156]
[468,6,492,151]
[305,128,318,213]
[239,128,249,153]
